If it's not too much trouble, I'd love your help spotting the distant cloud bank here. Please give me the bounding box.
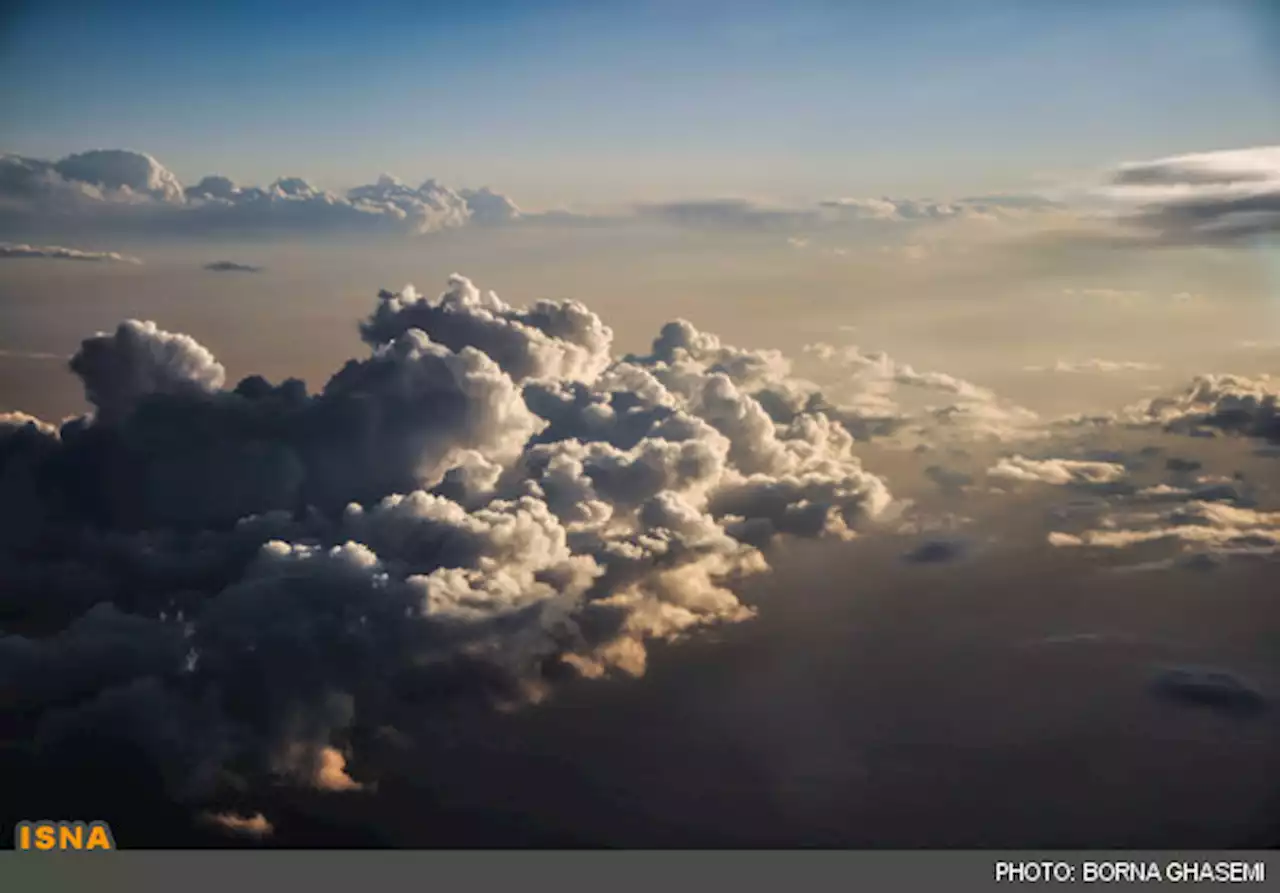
[0,147,1071,241]
[9,143,1276,249]
[638,193,1064,233]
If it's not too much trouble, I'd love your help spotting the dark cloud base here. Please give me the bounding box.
[203,260,263,273]
[0,273,903,844]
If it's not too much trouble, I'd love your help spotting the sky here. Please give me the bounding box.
[3,0,1280,851]
[3,0,1278,207]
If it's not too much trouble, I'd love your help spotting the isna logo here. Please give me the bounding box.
[14,821,116,851]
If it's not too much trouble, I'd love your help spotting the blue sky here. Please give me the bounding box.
[2,0,1277,206]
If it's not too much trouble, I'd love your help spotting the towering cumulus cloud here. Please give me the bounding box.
[0,274,894,815]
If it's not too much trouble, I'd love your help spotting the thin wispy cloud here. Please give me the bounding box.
[1024,359,1162,374]
[0,348,65,360]
[0,241,142,264]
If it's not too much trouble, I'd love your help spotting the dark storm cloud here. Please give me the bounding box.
[0,273,910,819]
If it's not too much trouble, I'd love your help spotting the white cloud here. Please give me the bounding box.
[54,149,186,203]
[0,149,523,238]
[988,455,1127,486]
[0,242,142,264]
[1049,500,1280,564]
[802,342,1043,445]
[69,319,227,423]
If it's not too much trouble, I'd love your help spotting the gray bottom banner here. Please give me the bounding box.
[0,851,1274,893]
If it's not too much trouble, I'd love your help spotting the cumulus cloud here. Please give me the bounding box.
[1048,499,1280,566]
[0,149,522,238]
[56,149,186,202]
[343,175,476,234]
[0,273,902,820]
[203,261,263,273]
[0,242,142,264]
[1126,374,1280,443]
[1100,145,1280,245]
[459,186,522,224]
[69,319,228,423]
[0,149,181,209]
[360,275,614,384]
[1056,373,1280,452]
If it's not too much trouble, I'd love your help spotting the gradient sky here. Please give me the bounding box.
[3,0,1278,207]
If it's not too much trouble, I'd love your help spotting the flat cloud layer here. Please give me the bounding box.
[0,241,142,264]
[1024,359,1161,374]
[1101,145,1280,245]
[638,194,1063,233]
